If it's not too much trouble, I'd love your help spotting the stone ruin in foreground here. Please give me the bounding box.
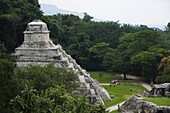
[13,19,111,104]
[120,95,170,113]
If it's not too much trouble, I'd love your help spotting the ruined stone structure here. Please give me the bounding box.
[150,83,170,97]
[13,19,111,104]
[120,95,170,113]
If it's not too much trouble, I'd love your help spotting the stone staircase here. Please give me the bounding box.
[13,19,111,104]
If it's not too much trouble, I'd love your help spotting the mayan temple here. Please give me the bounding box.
[13,19,111,104]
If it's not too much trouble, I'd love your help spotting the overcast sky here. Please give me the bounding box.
[39,0,170,29]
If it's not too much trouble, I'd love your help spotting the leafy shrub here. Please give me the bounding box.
[155,75,170,83]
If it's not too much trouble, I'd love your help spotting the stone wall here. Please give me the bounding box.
[120,95,170,113]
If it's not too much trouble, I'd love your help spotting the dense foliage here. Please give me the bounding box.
[14,64,78,93]
[0,49,106,112]
[10,64,106,113]
[0,43,17,112]
[0,0,43,53]
[11,86,106,113]
[0,1,107,112]
[155,57,170,83]
[43,14,170,81]
[1,0,170,81]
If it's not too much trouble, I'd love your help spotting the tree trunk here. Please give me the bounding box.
[123,73,127,80]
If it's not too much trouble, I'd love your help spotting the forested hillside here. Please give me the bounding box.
[1,0,170,80]
[1,0,170,81]
[0,0,43,53]
[0,0,170,112]
[42,14,170,82]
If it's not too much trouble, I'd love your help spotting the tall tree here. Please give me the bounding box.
[27,0,40,7]
[0,0,43,53]
[111,30,170,80]
[155,56,170,83]
[88,42,113,70]
[11,85,107,113]
[14,64,78,93]
[0,43,16,112]
[83,13,93,22]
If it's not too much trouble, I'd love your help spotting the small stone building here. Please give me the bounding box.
[150,83,170,97]
[12,19,111,104]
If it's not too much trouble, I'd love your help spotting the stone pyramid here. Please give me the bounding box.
[13,20,111,104]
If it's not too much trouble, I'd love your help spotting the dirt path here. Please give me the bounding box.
[141,83,152,91]
[125,75,152,91]
[106,101,125,112]
[101,82,152,91]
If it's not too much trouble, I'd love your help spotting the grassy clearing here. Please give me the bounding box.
[143,97,170,106]
[89,71,170,108]
[89,71,122,83]
[89,71,146,107]
[103,82,146,107]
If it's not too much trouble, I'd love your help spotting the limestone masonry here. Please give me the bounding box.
[13,19,111,104]
[120,95,170,113]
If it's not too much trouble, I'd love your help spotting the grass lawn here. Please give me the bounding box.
[89,71,170,108]
[103,82,146,108]
[89,71,122,83]
[143,97,170,106]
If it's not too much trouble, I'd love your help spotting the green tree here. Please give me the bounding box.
[11,86,40,113]
[0,43,17,112]
[103,51,116,70]
[27,0,40,7]
[14,64,78,92]
[11,85,107,113]
[158,56,170,74]
[165,22,170,32]
[155,75,170,83]
[156,56,170,83]
[83,13,93,22]
[0,0,43,53]
[98,73,103,81]
[42,15,62,44]
[131,51,157,81]
[112,30,169,80]
[0,14,19,52]
[67,32,91,68]
[88,42,112,70]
